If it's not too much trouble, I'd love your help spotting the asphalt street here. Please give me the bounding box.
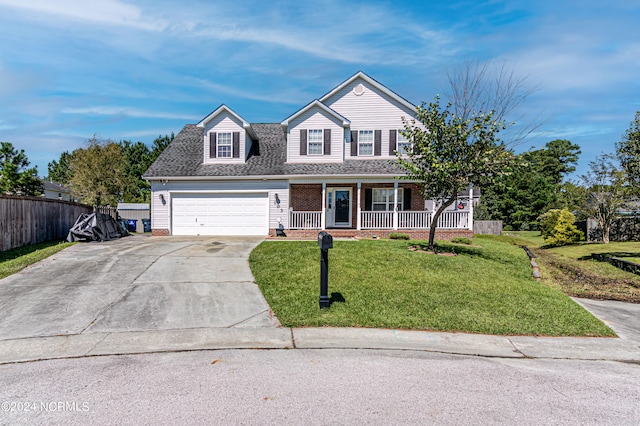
[1,349,638,425]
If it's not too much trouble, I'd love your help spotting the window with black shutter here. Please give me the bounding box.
[209,132,217,158]
[300,129,307,156]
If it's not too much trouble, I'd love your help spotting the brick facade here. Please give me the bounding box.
[290,184,322,211]
[359,183,425,211]
[290,183,426,215]
[152,229,170,236]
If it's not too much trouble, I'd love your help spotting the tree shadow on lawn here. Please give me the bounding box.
[408,241,514,261]
[577,251,640,261]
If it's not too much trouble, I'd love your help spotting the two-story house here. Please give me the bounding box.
[143,72,473,239]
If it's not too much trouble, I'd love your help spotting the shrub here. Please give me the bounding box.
[503,225,513,231]
[538,208,584,246]
[451,237,472,245]
[389,232,410,240]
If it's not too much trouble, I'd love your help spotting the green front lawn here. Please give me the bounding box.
[249,236,614,336]
[497,232,640,302]
[0,241,74,280]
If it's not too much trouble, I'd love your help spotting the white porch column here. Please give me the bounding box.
[321,182,326,230]
[356,181,362,230]
[393,182,399,230]
[468,187,474,231]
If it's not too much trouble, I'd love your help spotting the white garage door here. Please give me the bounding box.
[172,193,269,236]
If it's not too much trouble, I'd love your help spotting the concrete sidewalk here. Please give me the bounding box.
[0,326,638,365]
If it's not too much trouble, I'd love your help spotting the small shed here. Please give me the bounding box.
[117,203,150,233]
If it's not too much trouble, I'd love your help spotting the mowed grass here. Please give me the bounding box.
[249,236,614,336]
[0,241,74,280]
[498,232,640,302]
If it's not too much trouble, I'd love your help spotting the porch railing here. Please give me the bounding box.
[361,211,394,229]
[436,211,469,229]
[398,211,431,229]
[288,210,470,230]
[289,211,322,229]
[362,211,470,230]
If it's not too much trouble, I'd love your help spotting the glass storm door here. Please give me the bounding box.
[335,190,350,224]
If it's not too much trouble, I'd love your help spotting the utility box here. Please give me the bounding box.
[318,231,333,250]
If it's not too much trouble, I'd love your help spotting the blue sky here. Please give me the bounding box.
[0,0,638,179]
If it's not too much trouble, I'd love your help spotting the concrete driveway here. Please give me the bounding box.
[0,235,279,341]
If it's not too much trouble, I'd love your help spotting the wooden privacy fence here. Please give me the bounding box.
[576,217,640,242]
[0,195,95,252]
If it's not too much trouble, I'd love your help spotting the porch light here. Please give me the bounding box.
[159,194,166,205]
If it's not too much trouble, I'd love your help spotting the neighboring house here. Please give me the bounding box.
[42,180,73,202]
[143,71,474,239]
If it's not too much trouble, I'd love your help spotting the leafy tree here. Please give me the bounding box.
[535,139,581,186]
[121,140,151,203]
[47,151,74,184]
[580,153,628,244]
[554,180,589,217]
[0,142,43,196]
[475,140,581,230]
[120,133,174,203]
[397,96,512,250]
[616,111,640,189]
[475,159,554,230]
[150,133,174,164]
[69,137,127,206]
[538,208,583,246]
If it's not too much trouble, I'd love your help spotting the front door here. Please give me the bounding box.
[327,188,352,227]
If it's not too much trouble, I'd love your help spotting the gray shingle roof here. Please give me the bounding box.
[143,123,404,179]
[42,180,71,192]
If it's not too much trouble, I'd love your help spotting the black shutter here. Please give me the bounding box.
[300,129,307,156]
[365,189,372,211]
[403,188,411,211]
[389,130,397,155]
[350,130,358,157]
[374,130,382,156]
[324,129,331,155]
[232,132,240,158]
[209,132,217,158]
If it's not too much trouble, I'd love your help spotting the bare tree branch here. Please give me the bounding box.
[443,58,545,147]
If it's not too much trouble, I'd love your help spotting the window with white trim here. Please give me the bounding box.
[397,131,412,155]
[217,132,232,158]
[372,188,403,211]
[359,130,374,156]
[308,129,323,155]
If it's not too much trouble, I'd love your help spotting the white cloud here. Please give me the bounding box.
[0,0,167,30]
[61,106,199,121]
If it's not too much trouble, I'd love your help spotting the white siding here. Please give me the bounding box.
[288,107,344,163]
[323,77,416,159]
[269,189,289,229]
[150,180,289,233]
[203,113,247,164]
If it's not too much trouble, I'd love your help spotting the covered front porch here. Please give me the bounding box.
[284,180,474,239]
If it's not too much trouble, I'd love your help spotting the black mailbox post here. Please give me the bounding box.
[318,231,333,308]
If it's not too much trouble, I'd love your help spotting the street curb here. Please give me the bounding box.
[0,327,638,365]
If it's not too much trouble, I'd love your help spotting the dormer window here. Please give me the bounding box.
[308,129,323,155]
[217,132,232,158]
